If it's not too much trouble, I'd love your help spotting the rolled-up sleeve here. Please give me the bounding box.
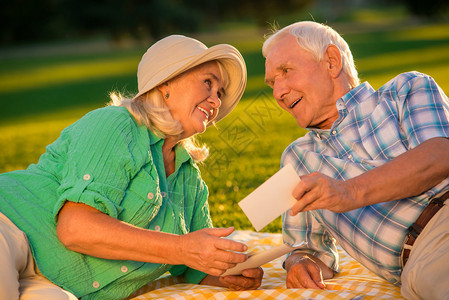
[54,107,148,219]
[397,73,449,148]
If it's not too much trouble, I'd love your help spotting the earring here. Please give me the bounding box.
[164,93,169,99]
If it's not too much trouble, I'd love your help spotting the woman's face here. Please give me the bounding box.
[161,61,225,138]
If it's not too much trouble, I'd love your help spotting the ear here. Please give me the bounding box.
[325,45,343,78]
[157,82,169,97]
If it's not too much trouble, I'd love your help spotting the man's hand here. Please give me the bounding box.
[290,172,359,215]
[285,252,333,289]
[290,137,449,216]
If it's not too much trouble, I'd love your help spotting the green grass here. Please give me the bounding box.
[1,18,449,233]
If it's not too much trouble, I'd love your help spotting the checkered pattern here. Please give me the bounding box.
[282,71,449,285]
[127,231,403,299]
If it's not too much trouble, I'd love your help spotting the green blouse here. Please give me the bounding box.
[0,106,212,299]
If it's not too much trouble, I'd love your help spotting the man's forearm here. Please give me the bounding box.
[349,137,449,207]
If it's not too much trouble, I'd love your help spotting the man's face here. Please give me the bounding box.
[265,34,339,129]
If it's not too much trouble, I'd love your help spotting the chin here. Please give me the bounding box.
[296,120,308,129]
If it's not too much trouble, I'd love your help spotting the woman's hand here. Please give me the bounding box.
[179,227,248,276]
[219,267,264,290]
[200,267,264,290]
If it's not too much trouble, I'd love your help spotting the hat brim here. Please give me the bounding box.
[135,36,247,124]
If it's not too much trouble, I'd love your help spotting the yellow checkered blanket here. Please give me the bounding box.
[128,230,403,299]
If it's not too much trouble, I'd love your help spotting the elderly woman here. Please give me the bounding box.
[0,35,263,300]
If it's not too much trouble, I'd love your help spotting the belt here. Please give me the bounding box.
[401,190,449,267]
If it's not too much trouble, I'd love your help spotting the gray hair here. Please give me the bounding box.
[263,21,360,89]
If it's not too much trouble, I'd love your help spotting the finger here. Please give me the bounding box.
[286,272,304,289]
[241,267,263,279]
[214,237,248,253]
[292,181,307,200]
[205,227,235,238]
[221,275,254,290]
[308,265,326,289]
[303,277,322,289]
[291,187,321,214]
[212,248,247,265]
[206,267,226,277]
[288,263,322,289]
[301,267,323,289]
[206,259,237,272]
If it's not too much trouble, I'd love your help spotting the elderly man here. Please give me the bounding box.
[263,21,449,299]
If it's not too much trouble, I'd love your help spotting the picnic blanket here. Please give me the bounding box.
[127,230,403,299]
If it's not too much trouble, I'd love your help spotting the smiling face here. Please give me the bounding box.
[160,61,225,139]
[265,34,341,129]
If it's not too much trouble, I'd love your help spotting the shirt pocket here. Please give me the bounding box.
[118,166,163,228]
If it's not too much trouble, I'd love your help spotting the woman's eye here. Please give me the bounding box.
[205,79,212,88]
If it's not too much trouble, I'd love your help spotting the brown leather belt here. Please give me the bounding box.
[401,190,449,267]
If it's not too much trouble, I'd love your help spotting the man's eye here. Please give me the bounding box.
[217,91,222,99]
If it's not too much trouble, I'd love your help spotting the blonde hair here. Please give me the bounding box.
[109,60,230,163]
[263,21,360,89]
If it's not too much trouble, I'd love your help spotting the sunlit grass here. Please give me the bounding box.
[0,57,139,93]
[393,24,449,41]
[357,43,449,91]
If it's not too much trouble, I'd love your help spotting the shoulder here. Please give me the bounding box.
[381,71,436,92]
[281,133,315,162]
[68,106,142,136]
[80,106,135,126]
[63,105,150,155]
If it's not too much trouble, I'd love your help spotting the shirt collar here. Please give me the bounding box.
[307,82,375,135]
[148,129,194,172]
[340,82,375,112]
[148,129,164,145]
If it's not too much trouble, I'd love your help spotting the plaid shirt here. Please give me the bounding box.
[282,71,449,285]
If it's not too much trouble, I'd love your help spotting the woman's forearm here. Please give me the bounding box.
[56,201,184,264]
[56,201,248,277]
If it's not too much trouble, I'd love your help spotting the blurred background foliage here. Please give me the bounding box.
[1,0,449,232]
[2,0,448,45]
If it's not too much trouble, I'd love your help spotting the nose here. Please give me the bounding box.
[208,93,222,108]
[272,79,289,101]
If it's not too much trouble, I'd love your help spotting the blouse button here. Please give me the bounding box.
[347,154,353,160]
[92,281,100,288]
[83,174,91,181]
[121,266,128,273]
[147,192,154,200]
[161,192,167,198]
[154,225,161,231]
[332,130,337,135]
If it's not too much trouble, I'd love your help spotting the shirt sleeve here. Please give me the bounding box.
[53,107,149,219]
[280,153,339,272]
[396,72,449,148]
[282,210,339,273]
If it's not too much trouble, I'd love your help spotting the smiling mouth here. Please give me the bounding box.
[290,97,303,109]
[197,106,211,120]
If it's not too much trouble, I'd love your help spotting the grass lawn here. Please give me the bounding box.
[1,16,449,233]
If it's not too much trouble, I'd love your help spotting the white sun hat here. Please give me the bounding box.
[134,35,247,123]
